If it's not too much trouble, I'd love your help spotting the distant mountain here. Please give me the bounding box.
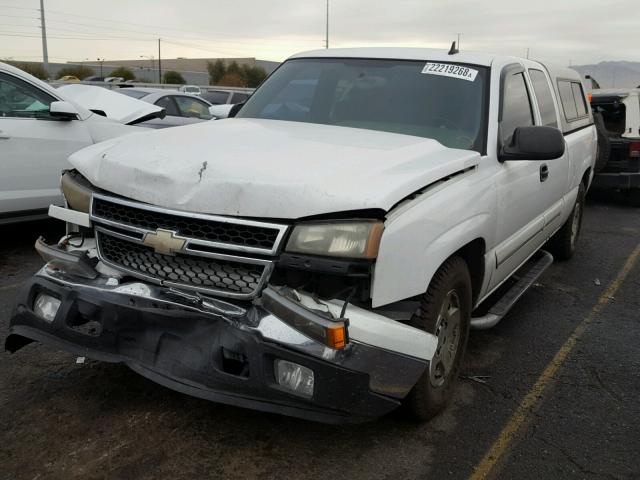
[573,61,640,89]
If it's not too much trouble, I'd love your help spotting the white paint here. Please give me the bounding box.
[294,293,437,361]
[53,49,596,316]
[70,118,479,219]
[0,61,143,221]
[57,84,163,125]
[48,205,91,227]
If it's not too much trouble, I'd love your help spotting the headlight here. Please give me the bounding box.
[286,221,384,259]
[61,170,93,213]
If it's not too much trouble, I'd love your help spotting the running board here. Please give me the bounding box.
[471,250,554,330]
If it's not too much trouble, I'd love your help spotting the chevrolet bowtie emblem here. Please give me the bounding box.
[142,229,186,256]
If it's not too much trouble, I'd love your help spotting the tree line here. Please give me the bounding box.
[3,59,269,87]
[207,60,267,87]
[1,61,186,84]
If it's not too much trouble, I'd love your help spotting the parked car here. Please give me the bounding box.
[590,88,640,205]
[6,48,596,423]
[201,89,251,105]
[57,75,81,83]
[0,62,164,224]
[116,88,215,128]
[83,76,104,82]
[179,85,202,96]
[104,77,125,83]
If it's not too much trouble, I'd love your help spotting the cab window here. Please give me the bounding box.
[174,96,213,119]
[529,69,558,128]
[558,80,588,122]
[0,72,55,119]
[500,71,534,144]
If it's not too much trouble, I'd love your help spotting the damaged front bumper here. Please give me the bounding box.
[6,243,436,423]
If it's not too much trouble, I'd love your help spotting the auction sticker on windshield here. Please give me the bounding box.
[421,63,478,82]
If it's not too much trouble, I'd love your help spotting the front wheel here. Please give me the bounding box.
[401,256,472,421]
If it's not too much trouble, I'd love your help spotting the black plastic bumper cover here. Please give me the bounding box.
[5,276,400,424]
[593,171,640,189]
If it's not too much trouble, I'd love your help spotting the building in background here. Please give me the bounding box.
[81,57,279,85]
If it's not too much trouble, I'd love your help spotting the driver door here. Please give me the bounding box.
[490,66,549,289]
[0,72,92,218]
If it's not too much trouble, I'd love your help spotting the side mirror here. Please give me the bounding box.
[499,126,565,162]
[49,101,79,121]
[208,104,234,119]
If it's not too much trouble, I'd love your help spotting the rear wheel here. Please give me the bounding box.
[547,182,585,261]
[402,256,471,421]
[624,188,640,207]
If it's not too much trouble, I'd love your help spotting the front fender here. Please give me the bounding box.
[372,172,496,307]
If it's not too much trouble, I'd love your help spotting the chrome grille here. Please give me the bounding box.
[98,232,265,295]
[90,194,288,299]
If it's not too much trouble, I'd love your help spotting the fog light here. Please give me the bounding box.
[274,359,314,397]
[33,293,61,323]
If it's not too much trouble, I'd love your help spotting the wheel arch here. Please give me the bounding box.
[452,238,486,305]
[582,166,592,189]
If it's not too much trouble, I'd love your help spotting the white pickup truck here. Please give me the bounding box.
[6,48,596,423]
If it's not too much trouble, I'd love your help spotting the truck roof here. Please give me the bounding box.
[289,48,578,78]
[290,47,511,67]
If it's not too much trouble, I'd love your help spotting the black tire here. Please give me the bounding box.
[401,256,472,421]
[547,182,585,261]
[593,112,611,173]
[624,188,640,207]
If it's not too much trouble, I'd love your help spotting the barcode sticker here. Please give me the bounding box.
[421,62,478,82]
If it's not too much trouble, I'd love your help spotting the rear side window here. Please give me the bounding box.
[174,95,213,119]
[500,72,534,144]
[154,96,179,116]
[529,69,558,127]
[202,91,231,104]
[558,81,577,120]
[572,83,588,117]
[558,80,588,122]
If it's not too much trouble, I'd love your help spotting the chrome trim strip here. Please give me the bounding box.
[95,229,271,300]
[90,193,289,256]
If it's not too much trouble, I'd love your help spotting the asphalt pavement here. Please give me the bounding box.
[0,196,638,480]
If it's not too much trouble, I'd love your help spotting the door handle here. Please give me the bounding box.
[540,164,549,182]
[0,130,10,140]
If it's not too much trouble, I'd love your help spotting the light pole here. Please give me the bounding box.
[140,55,155,82]
[40,0,49,74]
[325,0,329,49]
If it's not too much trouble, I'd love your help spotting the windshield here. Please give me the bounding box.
[238,58,488,152]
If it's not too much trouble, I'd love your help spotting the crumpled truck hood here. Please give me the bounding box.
[57,84,164,125]
[69,118,480,219]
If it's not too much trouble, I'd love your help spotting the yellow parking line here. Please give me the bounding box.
[0,283,22,292]
[469,243,640,480]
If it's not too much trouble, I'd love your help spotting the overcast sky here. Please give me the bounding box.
[1,0,638,66]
